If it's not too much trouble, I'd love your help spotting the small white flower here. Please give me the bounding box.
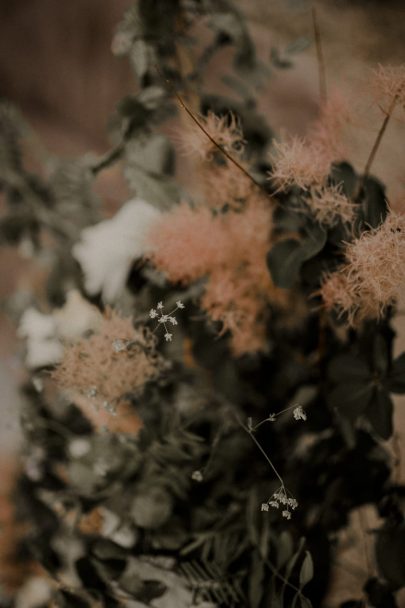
[261,503,270,512]
[112,339,126,353]
[192,470,204,482]
[169,317,178,325]
[157,301,164,309]
[159,314,169,323]
[269,500,279,509]
[293,405,307,421]
[287,498,298,510]
[164,332,173,342]
[72,198,161,303]
[87,386,98,398]
[149,309,158,319]
[268,413,277,422]
[282,510,292,520]
[176,300,185,309]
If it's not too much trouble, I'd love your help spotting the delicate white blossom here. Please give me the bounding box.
[149,299,185,342]
[293,405,307,421]
[73,198,161,303]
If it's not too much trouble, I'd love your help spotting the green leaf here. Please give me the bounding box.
[372,334,389,375]
[387,353,405,393]
[249,551,265,608]
[299,552,314,587]
[129,39,156,80]
[376,524,405,589]
[367,388,393,440]
[277,531,294,569]
[126,134,174,176]
[124,164,179,208]
[267,239,304,288]
[328,354,371,383]
[327,381,374,420]
[361,176,388,229]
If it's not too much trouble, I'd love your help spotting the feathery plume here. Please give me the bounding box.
[52,310,165,411]
[148,198,286,355]
[320,212,405,324]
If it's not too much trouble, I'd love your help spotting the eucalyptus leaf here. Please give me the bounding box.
[387,352,405,393]
[299,552,314,587]
[367,388,393,440]
[376,524,405,589]
[328,354,371,383]
[327,381,373,420]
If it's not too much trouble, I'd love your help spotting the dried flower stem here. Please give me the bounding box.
[236,414,284,487]
[312,6,327,104]
[155,64,263,191]
[362,93,398,181]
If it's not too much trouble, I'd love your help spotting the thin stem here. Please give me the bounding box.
[155,65,264,191]
[236,414,284,487]
[363,94,398,179]
[312,5,327,104]
[91,140,126,176]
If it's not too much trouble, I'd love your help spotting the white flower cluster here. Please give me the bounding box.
[149,300,184,342]
[293,405,307,421]
[261,485,298,520]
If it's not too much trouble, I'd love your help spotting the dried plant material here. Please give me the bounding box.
[320,212,405,325]
[176,110,254,210]
[271,137,331,191]
[306,185,354,226]
[373,64,405,110]
[73,198,161,303]
[148,198,287,355]
[178,111,245,161]
[53,310,165,409]
[270,94,349,191]
[0,463,35,595]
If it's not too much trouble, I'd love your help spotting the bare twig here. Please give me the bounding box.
[312,5,327,104]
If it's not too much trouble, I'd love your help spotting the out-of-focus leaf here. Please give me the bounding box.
[327,381,373,420]
[376,524,405,589]
[367,388,393,440]
[387,353,405,393]
[328,355,371,383]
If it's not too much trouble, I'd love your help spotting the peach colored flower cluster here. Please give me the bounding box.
[178,111,254,210]
[179,112,245,160]
[373,64,405,110]
[306,185,354,226]
[270,95,349,191]
[320,212,405,325]
[53,310,165,410]
[148,198,286,355]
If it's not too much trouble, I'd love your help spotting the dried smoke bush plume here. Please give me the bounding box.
[270,94,349,191]
[178,111,245,161]
[148,197,288,355]
[201,159,256,210]
[52,310,165,410]
[320,212,405,325]
[373,64,405,110]
[307,185,354,226]
[270,137,329,191]
[177,111,254,210]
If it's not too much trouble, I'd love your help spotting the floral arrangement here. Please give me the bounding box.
[1,1,405,607]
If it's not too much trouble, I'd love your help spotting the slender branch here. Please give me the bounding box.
[235,414,284,486]
[363,93,398,179]
[312,5,327,104]
[155,65,264,191]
